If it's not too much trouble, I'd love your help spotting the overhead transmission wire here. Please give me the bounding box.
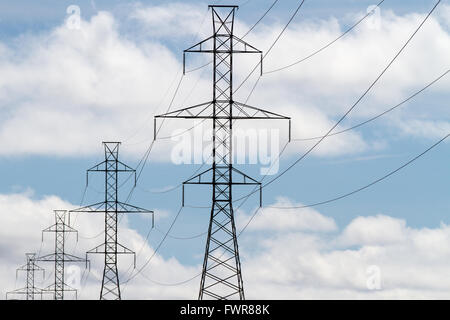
[230,0,442,206]
[229,0,446,220]
[120,0,306,284]
[119,2,215,189]
[292,68,449,141]
[116,2,226,287]
[149,67,449,199]
[264,0,385,74]
[268,133,450,209]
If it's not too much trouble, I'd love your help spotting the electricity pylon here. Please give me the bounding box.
[70,142,153,300]
[6,253,51,300]
[155,5,290,300]
[37,210,88,300]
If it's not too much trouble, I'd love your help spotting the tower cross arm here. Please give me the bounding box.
[182,167,262,207]
[116,201,154,214]
[16,262,45,275]
[233,101,290,120]
[69,201,106,213]
[183,167,260,185]
[69,201,153,214]
[87,160,136,173]
[87,242,136,268]
[36,253,88,264]
[155,101,290,120]
[42,223,77,234]
[155,101,213,119]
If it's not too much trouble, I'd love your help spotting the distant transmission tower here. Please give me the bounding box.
[37,210,88,300]
[6,253,50,300]
[71,142,153,300]
[155,5,290,300]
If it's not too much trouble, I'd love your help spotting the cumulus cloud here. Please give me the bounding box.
[3,192,450,299]
[0,191,200,300]
[0,3,447,160]
[0,11,182,158]
[236,197,337,232]
[241,207,450,299]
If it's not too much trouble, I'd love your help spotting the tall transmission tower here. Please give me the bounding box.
[37,210,88,300]
[6,253,50,300]
[155,5,290,300]
[71,142,153,300]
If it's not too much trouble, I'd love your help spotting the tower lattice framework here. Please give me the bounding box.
[155,5,290,300]
[71,142,153,300]
[37,210,88,300]
[6,253,50,300]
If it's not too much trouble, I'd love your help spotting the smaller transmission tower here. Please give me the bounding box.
[37,210,88,300]
[71,142,153,300]
[6,253,50,300]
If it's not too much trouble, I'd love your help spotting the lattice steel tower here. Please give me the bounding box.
[71,142,153,300]
[6,253,49,300]
[155,5,290,300]
[37,210,88,300]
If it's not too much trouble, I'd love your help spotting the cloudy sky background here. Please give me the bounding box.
[1,0,450,299]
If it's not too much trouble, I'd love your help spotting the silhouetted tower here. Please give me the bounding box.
[6,253,49,300]
[71,142,153,300]
[155,5,290,300]
[37,210,88,300]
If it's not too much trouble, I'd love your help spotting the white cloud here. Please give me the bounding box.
[241,209,450,299]
[3,192,450,299]
[237,197,337,232]
[0,3,448,161]
[0,191,200,300]
[338,214,407,246]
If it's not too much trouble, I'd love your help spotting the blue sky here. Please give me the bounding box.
[1,0,450,299]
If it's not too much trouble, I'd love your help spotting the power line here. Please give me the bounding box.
[265,133,450,209]
[264,0,386,74]
[122,3,214,143]
[126,66,450,202]
[145,0,389,141]
[234,0,307,94]
[121,206,184,290]
[242,0,280,38]
[233,0,442,204]
[148,1,307,199]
